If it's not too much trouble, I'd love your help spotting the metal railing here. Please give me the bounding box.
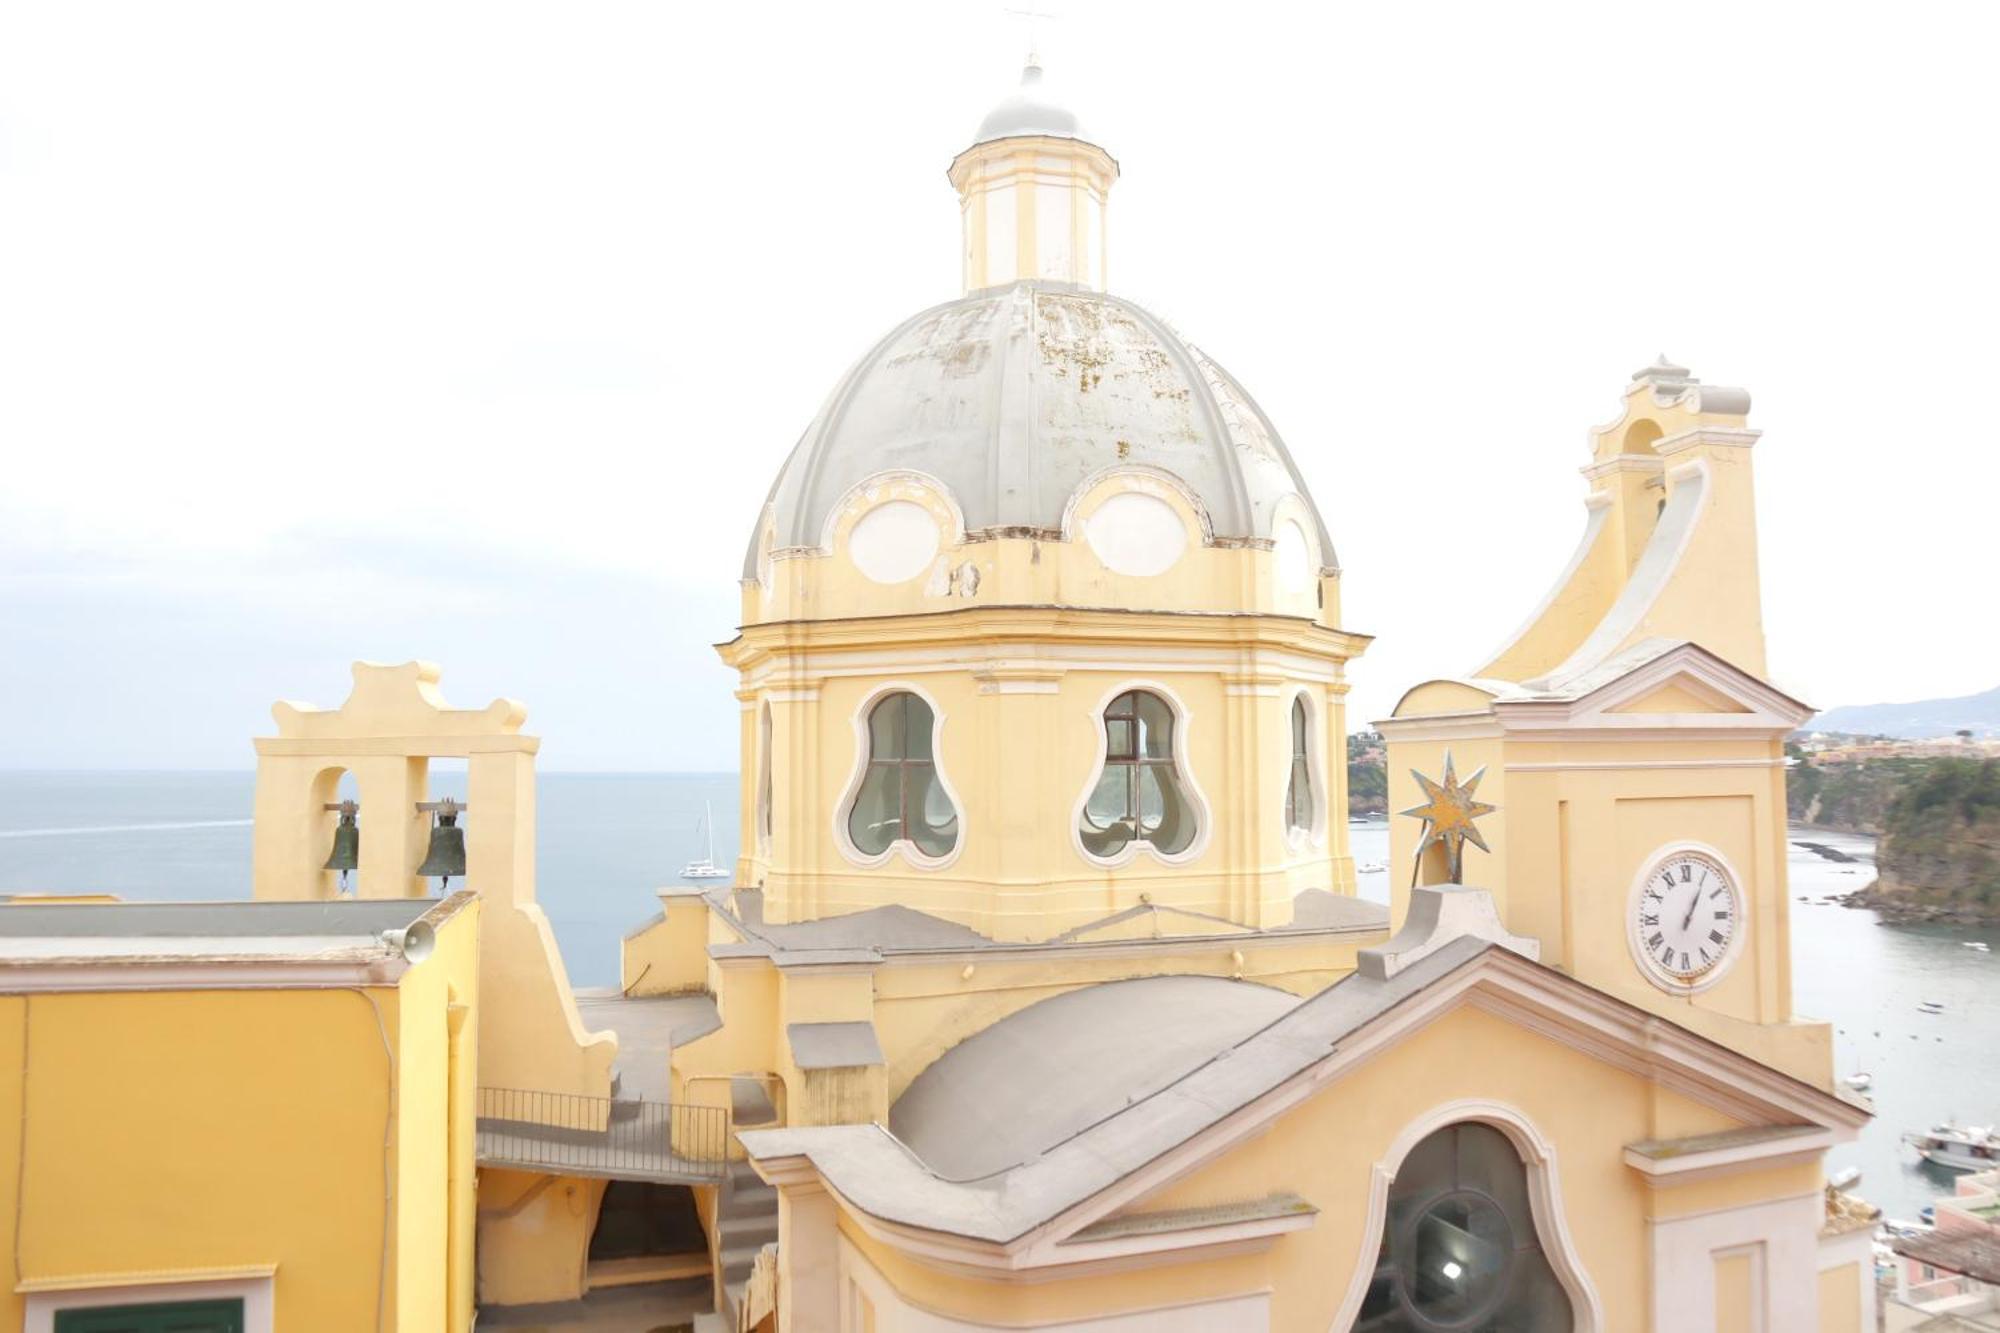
[476,1086,728,1182]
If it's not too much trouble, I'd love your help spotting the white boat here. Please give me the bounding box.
[679,801,730,881]
[1904,1121,2000,1171]
[1357,860,1388,874]
[1843,1072,1873,1091]
[1964,941,1991,952]
[1829,1165,1862,1190]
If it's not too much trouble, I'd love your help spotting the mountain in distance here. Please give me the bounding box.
[1811,684,2000,739]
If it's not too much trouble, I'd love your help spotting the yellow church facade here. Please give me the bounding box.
[0,51,1879,1333]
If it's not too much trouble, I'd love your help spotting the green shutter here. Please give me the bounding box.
[54,1298,245,1333]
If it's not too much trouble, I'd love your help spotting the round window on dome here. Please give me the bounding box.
[848,500,941,584]
[1083,491,1187,577]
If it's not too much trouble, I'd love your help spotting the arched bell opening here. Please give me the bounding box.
[419,757,469,895]
[1620,419,1663,457]
[313,766,358,899]
[1355,1120,1579,1332]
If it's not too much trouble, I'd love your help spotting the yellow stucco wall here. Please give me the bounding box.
[474,1170,607,1308]
[1818,1260,1864,1333]
[723,476,1367,945]
[0,903,479,1331]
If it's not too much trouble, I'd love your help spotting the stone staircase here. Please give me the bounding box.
[714,1157,778,1328]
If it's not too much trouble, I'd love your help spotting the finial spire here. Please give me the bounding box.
[1005,5,1058,69]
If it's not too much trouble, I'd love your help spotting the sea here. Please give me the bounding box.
[1,771,1992,1223]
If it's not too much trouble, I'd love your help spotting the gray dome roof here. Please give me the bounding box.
[972,59,1090,146]
[888,975,1298,1181]
[747,281,1337,576]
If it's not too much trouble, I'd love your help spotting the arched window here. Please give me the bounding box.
[1080,690,1197,859]
[847,692,958,858]
[1286,695,1313,837]
[1357,1122,1574,1331]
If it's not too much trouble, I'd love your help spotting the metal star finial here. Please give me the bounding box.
[1399,750,1496,887]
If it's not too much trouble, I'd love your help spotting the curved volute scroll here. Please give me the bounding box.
[1477,356,1765,687]
[271,660,528,739]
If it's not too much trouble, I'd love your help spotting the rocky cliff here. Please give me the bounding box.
[1851,759,2000,922]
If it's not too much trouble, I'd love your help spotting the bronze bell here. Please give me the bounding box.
[417,798,468,890]
[323,801,360,891]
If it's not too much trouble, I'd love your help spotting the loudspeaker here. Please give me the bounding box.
[380,921,436,964]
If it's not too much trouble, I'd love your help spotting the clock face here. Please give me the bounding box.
[1629,848,1742,991]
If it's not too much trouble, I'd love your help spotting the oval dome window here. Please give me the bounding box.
[849,500,941,584]
[1083,491,1187,577]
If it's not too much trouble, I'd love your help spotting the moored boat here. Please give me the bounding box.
[1903,1121,2000,1171]
[679,800,731,881]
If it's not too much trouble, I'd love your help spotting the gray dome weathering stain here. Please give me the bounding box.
[747,281,1337,578]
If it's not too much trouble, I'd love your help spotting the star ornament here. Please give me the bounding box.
[1399,751,1496,886]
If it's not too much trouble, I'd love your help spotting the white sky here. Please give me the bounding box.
[2,1,1995,769]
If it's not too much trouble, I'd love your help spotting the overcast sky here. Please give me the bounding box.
[2,1,1995,770]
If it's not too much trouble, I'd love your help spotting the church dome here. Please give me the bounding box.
[746,281,1337,576]
[971,58,1091,146]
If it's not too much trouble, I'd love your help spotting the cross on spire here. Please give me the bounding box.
[1004,5,1060,65]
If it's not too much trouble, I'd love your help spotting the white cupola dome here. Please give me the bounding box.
[745,283,1336,579]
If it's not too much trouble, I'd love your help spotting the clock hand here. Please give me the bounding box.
[1680,886,1698,932]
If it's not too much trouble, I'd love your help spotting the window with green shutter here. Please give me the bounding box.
[54,1298,245,1333]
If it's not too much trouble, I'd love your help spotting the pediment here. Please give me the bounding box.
[1607,674,1754,715]
[1497,640,1812,738]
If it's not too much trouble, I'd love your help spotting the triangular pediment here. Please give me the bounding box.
[1494,640,1813,737]
[1608,674,1755,715]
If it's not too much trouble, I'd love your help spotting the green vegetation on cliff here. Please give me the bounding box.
[1871,759,2000,918]
[1785,751,1941,835]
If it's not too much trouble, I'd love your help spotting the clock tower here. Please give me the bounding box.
[1377,360,1833,1089]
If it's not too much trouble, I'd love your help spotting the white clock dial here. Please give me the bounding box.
[1629,848,1741,992]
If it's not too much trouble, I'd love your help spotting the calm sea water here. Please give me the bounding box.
[2,773,1991,1221]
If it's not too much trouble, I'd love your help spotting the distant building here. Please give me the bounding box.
[1885,1168,2000,1330]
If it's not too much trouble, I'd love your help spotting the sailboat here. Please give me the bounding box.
[680,801,730,881]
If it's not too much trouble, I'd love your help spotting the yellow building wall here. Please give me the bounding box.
[0,905,478,1331]
[1818,1261,1864,1333]
[725,480,1367,946]
[1382,722,1832,1089]
[474,1170,607,1308]
[1713,1247,1757,1333]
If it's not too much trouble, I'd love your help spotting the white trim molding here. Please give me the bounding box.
[1069,679,1214,870]
[1326,1099,1605,1332]
[23,1270,276,1333]
[832,680,968,873]
[1647,1191,1820,1333]
[1282,686,1329,853]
